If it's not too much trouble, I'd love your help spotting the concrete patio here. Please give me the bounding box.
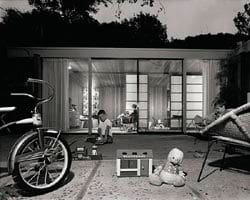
[0,134,249,200]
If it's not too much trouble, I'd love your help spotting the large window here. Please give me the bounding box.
[64,58,220,133]
[139,60,183,132]
[92,59,137,133]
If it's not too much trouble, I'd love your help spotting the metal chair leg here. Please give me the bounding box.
[197,140,216,182]
[220,145,227,171]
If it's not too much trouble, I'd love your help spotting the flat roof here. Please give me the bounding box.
[8,47,232,59]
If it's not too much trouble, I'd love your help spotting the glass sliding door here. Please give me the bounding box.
[139,59,183,132]
[92,59,137,133]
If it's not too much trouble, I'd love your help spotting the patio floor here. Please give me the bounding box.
[0,134,249,200]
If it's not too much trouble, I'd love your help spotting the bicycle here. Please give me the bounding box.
[0,78,72,193]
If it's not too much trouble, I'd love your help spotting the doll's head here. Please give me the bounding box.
[167,148,184,165]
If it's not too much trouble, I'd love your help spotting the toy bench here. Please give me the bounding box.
[116,149,153,177]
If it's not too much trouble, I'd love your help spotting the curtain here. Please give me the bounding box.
[42,58,69,131]
[203,60,220,115]
[149,86,168,121]
[69,73,83,114]
[99,86,125,120]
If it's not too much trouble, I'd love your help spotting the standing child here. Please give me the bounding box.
[130,104,138,131]
[97,110,113,144]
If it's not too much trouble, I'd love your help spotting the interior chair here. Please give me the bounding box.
[197,102,250,182]
[121,116,136,131]
[188,115,206,130]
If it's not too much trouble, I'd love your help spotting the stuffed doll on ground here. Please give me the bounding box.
[149,148,187,187]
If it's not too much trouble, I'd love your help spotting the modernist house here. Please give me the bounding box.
[7,45,248,135]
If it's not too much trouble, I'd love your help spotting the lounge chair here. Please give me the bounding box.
[197,102,250,182]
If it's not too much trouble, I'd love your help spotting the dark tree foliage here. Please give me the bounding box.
[215,54,241,108]
[169,33,247,49]
[28,0,155,20]
[1,8,167,47]
[95,12,168,47]
[1,9,67,46]
[234,3,250,38]
[1,8,101,46]
[0,1,246,48]
[121,12,168,47]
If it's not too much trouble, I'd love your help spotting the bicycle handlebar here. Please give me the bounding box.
[27,78,55,109]
[9,78,54,113]
[28,78,54,100]
[11,93,35,99]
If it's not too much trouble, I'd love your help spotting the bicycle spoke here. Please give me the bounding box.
[44,166,48,185]
[21,167,35,177]
[26,164,45,184]
[36,164,46,185]
[36,168,41,186]
[56,158,65,161]
[50,131,61,149]
[27,171,39,184]
[35,141,40,150]
[27,146,34,152]
[55,150,63,154]
[52,142,60,150]
[48,139,54,148]
[47,171,55,182]
[16,150,45,163]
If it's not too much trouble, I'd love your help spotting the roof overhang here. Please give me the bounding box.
[7,47,232,60]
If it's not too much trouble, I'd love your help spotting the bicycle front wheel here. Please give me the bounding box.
[12,132,72,193]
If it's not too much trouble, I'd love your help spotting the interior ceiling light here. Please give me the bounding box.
[68,65,72,70]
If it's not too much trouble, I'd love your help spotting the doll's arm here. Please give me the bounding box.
[154,164,164,175]
[178,166,187,177]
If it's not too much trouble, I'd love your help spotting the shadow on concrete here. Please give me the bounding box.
[197,168,218,182]
[208,155,250,174]
[197,155,250,182]
[3,171,75,198]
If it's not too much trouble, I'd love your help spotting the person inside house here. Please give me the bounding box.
[96,109,113,144]
[129,104,138,130]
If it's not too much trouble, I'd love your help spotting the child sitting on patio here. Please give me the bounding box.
[96,109,113,144]
[205,99,230,125]
[191,99,230,129]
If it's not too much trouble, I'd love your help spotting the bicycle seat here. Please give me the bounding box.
[0,107,16,113]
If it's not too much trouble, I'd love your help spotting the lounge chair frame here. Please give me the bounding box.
[197,102,250,182]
